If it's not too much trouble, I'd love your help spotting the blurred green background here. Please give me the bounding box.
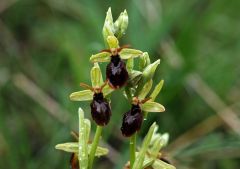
[1,0,240,169]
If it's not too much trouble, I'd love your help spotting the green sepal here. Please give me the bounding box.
[127,70,142,87]
[138,79,153,100]
[141,101,165,113]
[119,48,143,60]
[139,52,151,71]
[102,7,114,46]
[90,52,111,63]
[102,84,114,96]
[141,156,175,169]
[136,59,160,96]
[69,90,93,101]
[133,123,156,169]
[55,142,109,157]
[150,80,164,101]
[126,57,134,73]
[91,63,103,87]
[142,59,160,81]
[114,9,128,38]
[152,159,176,169]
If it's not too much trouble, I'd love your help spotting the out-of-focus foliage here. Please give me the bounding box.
[0,0,240,169]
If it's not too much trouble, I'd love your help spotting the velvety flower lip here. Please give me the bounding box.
[121,104,143,137]
[106,54,129,89]
[91,93,111,126]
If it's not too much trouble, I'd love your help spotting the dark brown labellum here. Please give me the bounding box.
[70,153,79,169]
[90,92,111,126]
[121,104,143,137]
[106,54,129,89]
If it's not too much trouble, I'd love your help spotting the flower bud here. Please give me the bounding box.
[114,10,128,38]
[139,52,151,71]
[102,8,114,45]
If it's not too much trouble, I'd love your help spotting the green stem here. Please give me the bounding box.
[88,125,103,169]
[130,133,136,169]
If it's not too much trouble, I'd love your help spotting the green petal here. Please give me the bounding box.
[69,90,93,101]
[142,101,165,112]
[91,63,103,87]
[90,52,111,63]
[138,79,153,100]
[55,142,109,157]
[119,48,143,60]
[55,142,79,153]
[150,80,164,101]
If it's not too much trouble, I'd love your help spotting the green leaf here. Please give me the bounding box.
[152,159,176,169]
[84,119,91,143]
[150,80,164,101]
[102,7,114,45]
[55,142,109,157]
[69,90,93,101]
[133,123,156,169]
[78,108,88,169]
[138,79,153,100]
[114,9,128,38]
[139,52,151,71]
[142,101,165,112]
[119,48,143,60]
[90,52,111,63]
[127,70,142,87]
[107,35,119,49]
[91,63,103,87]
